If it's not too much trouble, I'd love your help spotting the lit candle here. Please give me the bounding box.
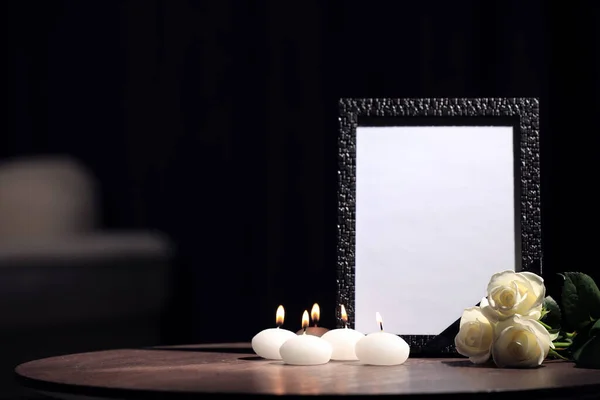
[251,305,296,360]
[355,312,410,366]
[296,303,329,336]
[280,310,332,365]
[321,305,365,360]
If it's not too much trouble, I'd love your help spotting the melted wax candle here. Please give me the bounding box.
[296,303,329,337]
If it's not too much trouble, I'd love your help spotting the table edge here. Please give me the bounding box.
[15,368,600,399]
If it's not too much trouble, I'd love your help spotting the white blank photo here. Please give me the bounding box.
[355,126,516,335]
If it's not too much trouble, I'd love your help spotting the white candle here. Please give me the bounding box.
[355,312,410,366]
[321,305,364,360]
[251,305,296,360]
[279,310,332,365]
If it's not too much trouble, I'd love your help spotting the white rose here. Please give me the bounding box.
[454,305,494,364]
[484,270,545,321]
[479,296,540,322]
[492,315,554,368]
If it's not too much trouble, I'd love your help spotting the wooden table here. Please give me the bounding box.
[14,343,600,399]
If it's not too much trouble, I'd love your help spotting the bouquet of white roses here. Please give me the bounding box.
[455,270,600,369]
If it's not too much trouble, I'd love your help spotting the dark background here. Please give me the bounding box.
[3,0,598,346]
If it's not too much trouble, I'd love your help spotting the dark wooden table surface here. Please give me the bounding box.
[14,343,600,399]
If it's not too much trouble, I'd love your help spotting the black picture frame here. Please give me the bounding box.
[336,98,542,355]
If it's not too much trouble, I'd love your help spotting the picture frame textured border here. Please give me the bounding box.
[336,97,542,354]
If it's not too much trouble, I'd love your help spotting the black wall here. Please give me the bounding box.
[4,0,599,344]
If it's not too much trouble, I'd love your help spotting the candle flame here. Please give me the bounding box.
[311,303,320,325]
[302,310,310,331]
[340,305,348,324]
[276,305,285,327]
[376,312,384,331]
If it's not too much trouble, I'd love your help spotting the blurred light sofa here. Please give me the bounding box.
[0,156,172,397]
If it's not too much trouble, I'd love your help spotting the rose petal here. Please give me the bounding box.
[455,331,491,359]
[515,272,545,311]
[518,272,545,299]
[535,341,545,366]
[487,270,518,293]
[454,336,469,357]
[493,318,514,338]
[480,297,500,322]
[490,271,540,316]
[492,315,550,368]
[511,274,536,296]
[487,271,536,310]
[525,304,543,320]
[455,313,494,361]
[492,325,517,368]
[469,351,491,364]
[515,316,553,356]
[454,331,480,358]
[460,307,486,328]
[515,316,548,340]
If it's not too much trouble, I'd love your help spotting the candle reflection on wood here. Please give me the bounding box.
[296,303,329,337]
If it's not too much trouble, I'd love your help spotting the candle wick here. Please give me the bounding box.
[302,326,307,335]
[379,322,384,331]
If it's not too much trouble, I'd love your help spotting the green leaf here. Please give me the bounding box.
[569,324,592,356]
[590,319,600,337]
[572,335,600,369]
[541,295,561,329]
[561,272,600,330]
